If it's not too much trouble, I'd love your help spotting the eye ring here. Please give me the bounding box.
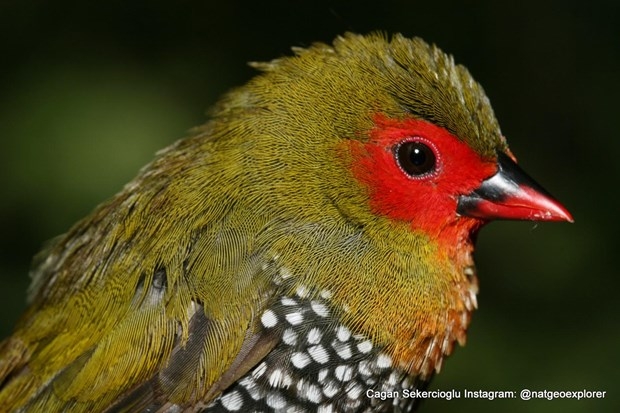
[394,138,439,178]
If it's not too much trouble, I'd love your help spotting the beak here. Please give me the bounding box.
[457,152,573,222]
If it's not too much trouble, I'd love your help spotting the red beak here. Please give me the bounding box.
[457,152,573,222]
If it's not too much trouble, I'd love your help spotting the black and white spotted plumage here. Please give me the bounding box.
[203,283,428,413]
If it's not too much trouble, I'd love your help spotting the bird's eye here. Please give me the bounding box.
[395,140,437,177]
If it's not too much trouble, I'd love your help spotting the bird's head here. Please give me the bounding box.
[224,33,571,254]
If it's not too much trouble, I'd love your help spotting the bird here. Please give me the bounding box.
[0,32,572,413]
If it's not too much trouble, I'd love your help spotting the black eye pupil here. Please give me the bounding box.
[410,147,427,166]
[396,141,436,176]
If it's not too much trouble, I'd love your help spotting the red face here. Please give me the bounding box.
[349,115,498,243]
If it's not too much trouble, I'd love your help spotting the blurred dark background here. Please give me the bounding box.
[0,1,617,412]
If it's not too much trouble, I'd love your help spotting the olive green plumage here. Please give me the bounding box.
[0,33,505,411]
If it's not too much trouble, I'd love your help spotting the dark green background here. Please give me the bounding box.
[0,1,617,412]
